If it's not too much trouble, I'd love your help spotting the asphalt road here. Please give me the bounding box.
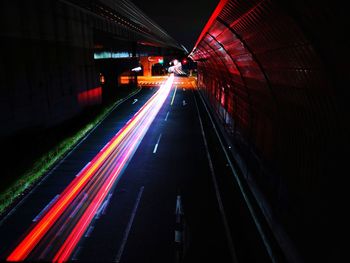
[0,76,270,262]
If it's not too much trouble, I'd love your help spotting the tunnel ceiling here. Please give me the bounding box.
[190,0,343,166]
[190,0,347,261]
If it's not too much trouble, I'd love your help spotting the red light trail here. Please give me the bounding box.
[7,74,174,262]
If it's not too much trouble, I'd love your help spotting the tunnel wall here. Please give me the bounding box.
[0,0,99,136]
[190,0,348,261]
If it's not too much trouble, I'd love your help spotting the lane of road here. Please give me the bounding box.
[0,76,237,263]
[77,82,233,262]
[6,76,175,262]
[0,85,157,259]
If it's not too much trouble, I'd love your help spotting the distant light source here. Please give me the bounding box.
[158,58,164,64]
[99,73,105,84]
[131,66,142,72]
[78,87,102,106]
[94,51,131,59]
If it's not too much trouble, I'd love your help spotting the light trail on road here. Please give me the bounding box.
[7,74,174,262]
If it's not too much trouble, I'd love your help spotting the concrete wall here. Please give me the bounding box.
[0,0,99,136]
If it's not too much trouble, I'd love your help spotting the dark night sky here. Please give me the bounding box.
[131,0,220,52]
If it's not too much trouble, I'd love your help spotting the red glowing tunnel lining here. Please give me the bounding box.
[78,87,102,106]
[192,0,228,52]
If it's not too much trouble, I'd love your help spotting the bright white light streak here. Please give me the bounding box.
[131,66,142,72]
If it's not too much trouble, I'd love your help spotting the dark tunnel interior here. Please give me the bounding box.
[0,0,348,262]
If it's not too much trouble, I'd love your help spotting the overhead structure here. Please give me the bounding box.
[67,0,184,50]
[0,0,185,136]
[190,0,347,262]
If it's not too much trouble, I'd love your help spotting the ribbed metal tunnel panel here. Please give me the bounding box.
[190,0,347,261]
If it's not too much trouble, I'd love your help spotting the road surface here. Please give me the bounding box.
[0,75,270,262]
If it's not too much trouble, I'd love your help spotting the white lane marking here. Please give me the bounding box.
[171,86,177,105]
[56,221,67,237]
[69,193,88,218]
[33,194,60,222]
[39,243,54,260]
[132,99,138,104]
[95,193,113,219]
[114,186,145,263]
[102,193,113,215]
[182,100,187,106]
[76,162,91,177]
[175,195,184,227]
[175,195,183,217]
[95,200,107,219]
[71,246,82,261]
[100,142,110,152]
[174,193,187,263]
[84,225,95,238]
[175,230,182,243]
[153,134,162,154]
[165,111,170,121]
[193,92,238,263]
